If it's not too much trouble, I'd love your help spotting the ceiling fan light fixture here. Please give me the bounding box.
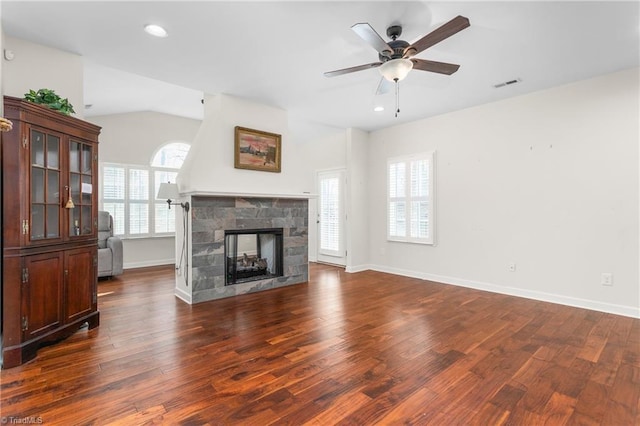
[379,58,413,82]
[144,24,168,38]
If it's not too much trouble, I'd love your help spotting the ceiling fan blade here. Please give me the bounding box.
[375,77,393,95]
[410,59,460,75]
[405,15,470,57]
[324,62,382,78]
[351,23,393,57]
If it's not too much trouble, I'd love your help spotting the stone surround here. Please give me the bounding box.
[190,196,308,303]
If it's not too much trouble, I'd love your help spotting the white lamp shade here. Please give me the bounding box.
[379,58,414,82]
[157,182,180,200]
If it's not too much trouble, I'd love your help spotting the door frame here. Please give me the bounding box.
[316,168,347,266]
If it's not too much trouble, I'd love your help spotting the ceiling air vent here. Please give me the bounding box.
[494,78,522,88]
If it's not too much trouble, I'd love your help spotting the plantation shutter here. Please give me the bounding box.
[319,172,341,256]
[387,152,435,244]
[128,169,149,235]
[102,166,125,235]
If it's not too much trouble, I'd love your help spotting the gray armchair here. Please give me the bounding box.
[97,211,123,278]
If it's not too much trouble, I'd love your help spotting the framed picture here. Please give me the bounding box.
[234,126,282,173]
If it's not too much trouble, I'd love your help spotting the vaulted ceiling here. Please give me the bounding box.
[2,1,639,131]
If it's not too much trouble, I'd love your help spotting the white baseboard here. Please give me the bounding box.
[368,264,640,319]
[174,287,192,304]
[123,259,175,270]
[345,264,373,273]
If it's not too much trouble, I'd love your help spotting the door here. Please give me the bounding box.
[65,247,96,323]
[22,252,64,340]
[317,169,346,266]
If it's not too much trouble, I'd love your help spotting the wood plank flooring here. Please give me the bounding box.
[1,263,638,425]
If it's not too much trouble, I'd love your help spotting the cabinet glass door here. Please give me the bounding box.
[69,140,95,237]
[30,128,61,241]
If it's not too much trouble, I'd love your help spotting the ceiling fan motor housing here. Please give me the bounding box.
[379,39,411,62]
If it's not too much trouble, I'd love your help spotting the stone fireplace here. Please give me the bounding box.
[189,195,308,303]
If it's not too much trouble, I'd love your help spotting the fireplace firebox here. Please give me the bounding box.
[225,228,283,285]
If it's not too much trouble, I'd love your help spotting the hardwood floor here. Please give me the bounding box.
[1,263,638,425]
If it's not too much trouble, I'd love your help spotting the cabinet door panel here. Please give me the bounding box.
[31,130,45,166]
[65,248,95,322]
[31,205,45,241]
[47,135,60,169]
[68,139,96,239]
[23,253,64,340]
[46,170,60,204]
[27,126,64,244]
[31,168,45,203]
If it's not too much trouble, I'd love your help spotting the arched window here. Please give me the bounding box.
[101,141,190,237]
[151,142,190,168]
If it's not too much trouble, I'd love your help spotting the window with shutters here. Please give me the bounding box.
[387,152,435,244]
[101,142,189,238]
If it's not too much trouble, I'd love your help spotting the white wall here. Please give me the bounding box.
[89,111,201,269]
[367,68,639,317]
[90,111,201,164]
[180,94,291,193]
[2,36,83,119]
[346,128,369,272]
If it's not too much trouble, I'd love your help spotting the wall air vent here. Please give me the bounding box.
[494,78,522,88]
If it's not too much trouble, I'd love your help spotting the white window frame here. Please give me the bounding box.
[387,151,436,245]
[100,162,178,239]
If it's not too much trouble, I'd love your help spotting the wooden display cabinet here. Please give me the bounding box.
[1,96,100,368]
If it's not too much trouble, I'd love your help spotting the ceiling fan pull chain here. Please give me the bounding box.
[395,79,400,118]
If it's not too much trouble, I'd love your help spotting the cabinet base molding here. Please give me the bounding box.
[2,311,99,369]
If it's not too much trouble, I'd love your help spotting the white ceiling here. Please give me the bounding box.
[2,1,639,132]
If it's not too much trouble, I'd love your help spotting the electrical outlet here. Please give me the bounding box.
[601,273,613,286]
[508,262,516,272]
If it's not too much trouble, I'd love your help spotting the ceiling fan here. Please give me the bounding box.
[325,15,470,114]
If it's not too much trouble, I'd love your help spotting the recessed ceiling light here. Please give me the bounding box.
[144,24,168,38]
[374,106,384,112]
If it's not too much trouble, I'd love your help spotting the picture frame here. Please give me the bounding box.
[234,126,282,173]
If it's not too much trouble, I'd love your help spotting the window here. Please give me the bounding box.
[101,142,189,238]
[151,142,190,168]
[387,152,435,244]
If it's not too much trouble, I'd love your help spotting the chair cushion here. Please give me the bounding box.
[98,248,112,275]
[98,211,113,248]
[98,211,112,233]
[98,233,109,249]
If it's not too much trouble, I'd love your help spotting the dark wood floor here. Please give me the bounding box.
[1,263,638,425]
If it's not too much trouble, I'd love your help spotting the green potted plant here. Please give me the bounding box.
[24,88,75,115]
